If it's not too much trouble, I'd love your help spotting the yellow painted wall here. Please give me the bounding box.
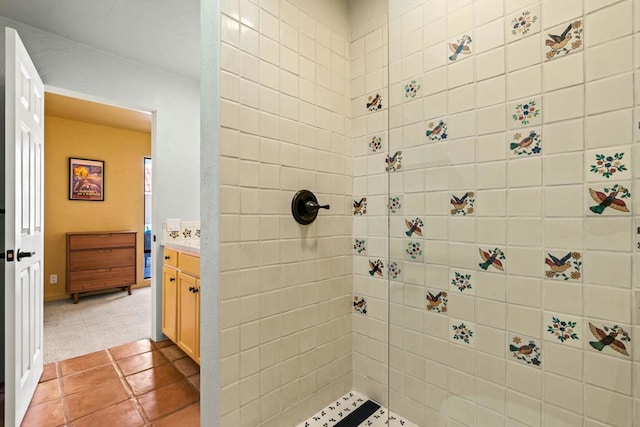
[44,115,151,301]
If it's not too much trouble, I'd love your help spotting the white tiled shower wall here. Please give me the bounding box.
[352,0,640,426]
[218,0,354,425]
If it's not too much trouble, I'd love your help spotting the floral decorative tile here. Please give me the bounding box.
[388,261,402,281]
[544,250,582,281]
[404,80,421,99]
[404,217,424,237]
[195,228,201,238]
[369,135,383,153]
[587,149,631,182]
[385,151,402,172]
[450,191,475,215]
[368,259,384,277]
[388,195,402,215]
[353,239,367,255]
[353,296,367,315]
[450,269,474,294]
[448,34,473,62]
[362,408,419,427]
[366,93,383,112]
[353,197,368,215]
[169,230,180,239]
[509,97,542,128]
[426,290,448,314]
[405,241,423,261]
[450,319,475,346]
[509,334,542,367]
[426,119,448,142]
[296,391,368,427]
[507,6,540,41]
[544,19,583,61]
[509,128,542,157]
[545,314,581,347]
[587,183,631,216]
[587,321,631,358]
[478,247,505,272]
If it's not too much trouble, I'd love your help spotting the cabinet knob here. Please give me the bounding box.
[188,286,194,292]
[164,255,171,260]
[169,277,175,282]
[193,287,199,293]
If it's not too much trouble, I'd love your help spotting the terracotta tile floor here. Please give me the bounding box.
[21,339,200,427]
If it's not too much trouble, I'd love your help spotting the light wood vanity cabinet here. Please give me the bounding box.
[66,231,137,304]
[162,246,200,364]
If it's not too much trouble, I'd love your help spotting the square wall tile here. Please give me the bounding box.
[543,52,584,92]
[543,119,584,155]
[508,66,542,101]
[585,0,632,47]
[544,153,584,185]
[478,76,506,108]
[544,219,584,249]
[585,110,632,149]
[507,34,541,72]
[586,73,633,116]
[584,286,632,324]
[508,157,542,188]
[543,280,583,316]
[475,18,505,54]
[507,187,543,217]
[478,133,507,163]
[543,85,584,124]
[477,218,507,245]
[541,0,582,30]
[478,105,507,135]
[583,251,632,289]
[585,385,632,427]
[585,218,632,252]
[476,190,507,216]
[544,341,583,380]
[544,185,583,217]
[476,47,506,81]
[586,37,633,82]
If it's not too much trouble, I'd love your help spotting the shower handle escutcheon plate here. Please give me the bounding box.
[291,190,330,225]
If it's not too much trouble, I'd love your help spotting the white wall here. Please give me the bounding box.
[0,17,200,341]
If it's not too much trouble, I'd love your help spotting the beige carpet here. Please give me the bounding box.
[43,286,151,363]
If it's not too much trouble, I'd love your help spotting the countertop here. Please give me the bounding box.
[161,240,200,254]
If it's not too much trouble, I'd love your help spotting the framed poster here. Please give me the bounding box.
[69,157,104,201]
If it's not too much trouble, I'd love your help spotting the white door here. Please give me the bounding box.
[4,27,45,426]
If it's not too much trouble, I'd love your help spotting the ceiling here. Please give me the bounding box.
[45,92,152,133]
[1,0,200,81]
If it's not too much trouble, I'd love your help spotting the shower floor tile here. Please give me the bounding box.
[298,391,417,427]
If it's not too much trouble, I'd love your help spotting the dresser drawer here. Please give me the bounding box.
[68,232,136,250]
[178,252,200,277]
[69,266,135,291]
[163,247,178,268]
[68,248,135,271]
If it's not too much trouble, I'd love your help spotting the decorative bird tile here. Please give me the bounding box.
[544,251,581,281]
[353,296,367,315]
[426,290,448,314]
[450,192,475,215]
[353,197,368,216]
[366,93,383,112]
[478,247,505,272]
[544,19,583,61]
[509,129,541,157]
[426,120,448,141]
[588,322,631,357]
[509,334,541,368]
[587,184,631,215]
[385,151,402,172]
[404,217,424,237]
[368,259,384,277]
[448,34,473,62]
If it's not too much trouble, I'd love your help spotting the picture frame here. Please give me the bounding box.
[69,157,104,201]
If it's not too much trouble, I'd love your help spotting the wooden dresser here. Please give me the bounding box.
[66,231,137,304]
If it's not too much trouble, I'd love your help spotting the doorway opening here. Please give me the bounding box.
[42,90,154,363]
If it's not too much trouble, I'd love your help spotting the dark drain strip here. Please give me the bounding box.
[333,400,381,427]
